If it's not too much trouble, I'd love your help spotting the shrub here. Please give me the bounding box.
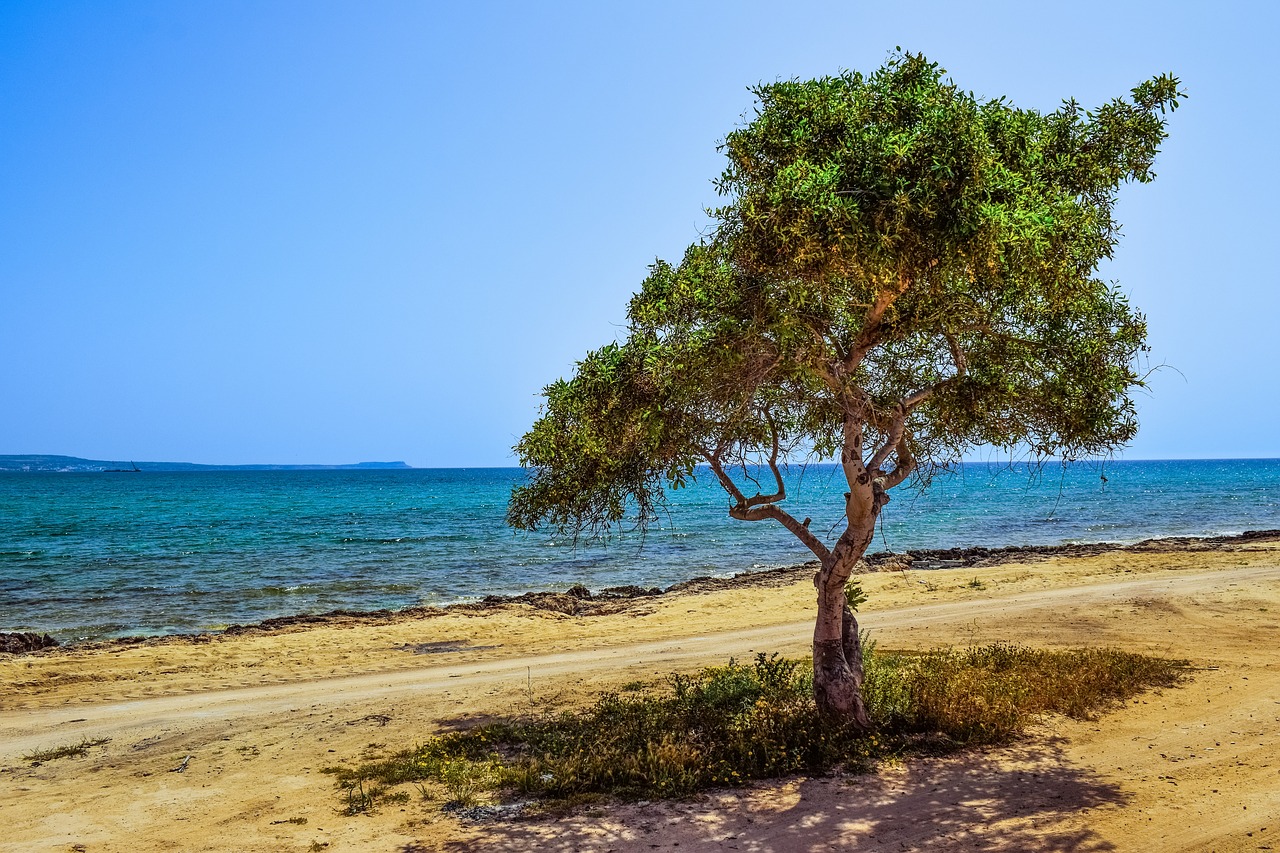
[332,645,1184,811]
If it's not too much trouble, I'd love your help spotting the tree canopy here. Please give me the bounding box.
[511,53,1180,540]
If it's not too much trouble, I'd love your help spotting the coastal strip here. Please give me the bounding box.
[7,529,1275,654]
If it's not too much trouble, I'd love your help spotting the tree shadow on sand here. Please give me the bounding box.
[424,737,1128,852]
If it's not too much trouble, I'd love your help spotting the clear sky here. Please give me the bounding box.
[1,1,1274,467]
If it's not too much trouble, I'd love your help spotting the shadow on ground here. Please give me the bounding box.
[416,739,1127,852]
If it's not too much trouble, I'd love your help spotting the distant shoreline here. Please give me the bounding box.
[0,454,411,472]
[18,528,1274,653]
[6,455,1280,474]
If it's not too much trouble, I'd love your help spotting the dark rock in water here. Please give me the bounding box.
[665,563,817,594]
[467,581,663,616]
[856,530,1280,572]
[598,584,662,599]
[1,632,60,654]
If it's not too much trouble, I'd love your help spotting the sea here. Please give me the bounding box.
[2,459,1277,642]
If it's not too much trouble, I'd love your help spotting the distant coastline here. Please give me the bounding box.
[0,454,412,472]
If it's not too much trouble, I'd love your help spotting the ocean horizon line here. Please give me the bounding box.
[5,454,1280,473]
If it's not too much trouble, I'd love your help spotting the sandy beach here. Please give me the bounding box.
[2,533,1279,852]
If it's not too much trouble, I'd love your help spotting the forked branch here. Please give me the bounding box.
[880,432,916,490]
[843,273,911,373]
[703,441,831,563]
[900,328,969,410]
[867,407,907,474]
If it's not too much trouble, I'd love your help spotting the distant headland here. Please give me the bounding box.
[0,455,412,472]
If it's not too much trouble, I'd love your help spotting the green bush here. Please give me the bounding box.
[331,645,1184,811]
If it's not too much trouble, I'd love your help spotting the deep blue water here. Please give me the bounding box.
[1,460,1277,640]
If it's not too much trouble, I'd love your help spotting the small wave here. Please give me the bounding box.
[238,580,420,598]
[242,585,314,597]
[62,623,137,640]
[322,580,418,592]
[1190,528,1246,539]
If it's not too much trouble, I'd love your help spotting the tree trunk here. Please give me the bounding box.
[812,554,872,730]
[841,603,865,677]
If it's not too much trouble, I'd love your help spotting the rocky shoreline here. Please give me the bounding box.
[0,632,60,654]
[6,529,1278,654]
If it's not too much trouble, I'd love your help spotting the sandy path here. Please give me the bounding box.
[2,544,1278,851]
[3,564,1271,755]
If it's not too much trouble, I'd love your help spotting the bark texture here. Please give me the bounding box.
[811,533,875,729]
[813,608,872,728]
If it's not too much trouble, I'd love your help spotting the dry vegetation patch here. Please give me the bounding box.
[328,643,1187,816]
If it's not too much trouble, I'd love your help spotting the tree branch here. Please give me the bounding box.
[705,445,831,563]
[843,272,911,373]
[899,329,969,410]
[740,408,786,508]
[703,448,749,505]
[704,415,788,511]
[730,502,832,563]
[866,406,907,474]
[900,383,940,410]
[943,329,968,377]
[879,431,916,490]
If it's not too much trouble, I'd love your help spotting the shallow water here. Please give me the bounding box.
[2,460,1276,640]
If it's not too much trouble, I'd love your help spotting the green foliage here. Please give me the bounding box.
[844,578,869,611]
[510,52,1183,539]
[508,342,699,538]
[333,645,1185,808]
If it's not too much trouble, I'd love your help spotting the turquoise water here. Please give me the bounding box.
[1,460,1277,641]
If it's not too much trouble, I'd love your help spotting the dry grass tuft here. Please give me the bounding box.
[24,737,111,764]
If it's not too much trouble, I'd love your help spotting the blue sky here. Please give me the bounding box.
[1,1,1274,466]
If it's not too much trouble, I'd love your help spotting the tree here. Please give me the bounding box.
[508,53,1182,727]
